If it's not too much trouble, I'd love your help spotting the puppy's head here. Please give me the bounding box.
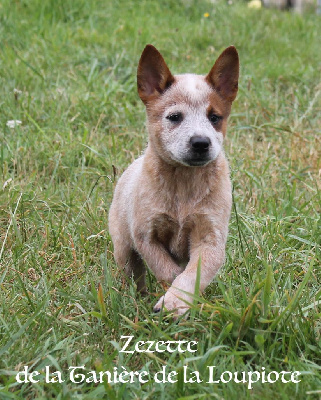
[137,45,239,167]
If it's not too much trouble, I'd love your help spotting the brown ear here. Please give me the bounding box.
[206,46,239,102]
[137,44,175,104]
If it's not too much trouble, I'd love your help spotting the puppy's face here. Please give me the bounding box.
[137,45,239,167]
[146,74,232,166]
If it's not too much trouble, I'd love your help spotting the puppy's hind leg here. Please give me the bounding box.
[127,249,147,295]
[114,245,147,294]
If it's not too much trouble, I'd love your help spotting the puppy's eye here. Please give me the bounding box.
[208,113,222,125]
[166,112,183,123]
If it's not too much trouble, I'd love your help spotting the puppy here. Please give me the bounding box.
[109,44,239,316]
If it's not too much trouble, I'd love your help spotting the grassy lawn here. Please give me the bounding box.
[0,0,320,398]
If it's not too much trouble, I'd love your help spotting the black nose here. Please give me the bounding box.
[190,136,210,153]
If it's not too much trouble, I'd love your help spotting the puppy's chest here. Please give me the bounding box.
[150,213,195,262]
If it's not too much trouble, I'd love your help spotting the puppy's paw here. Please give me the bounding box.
[153,291,190,317]
[153,295,165,313]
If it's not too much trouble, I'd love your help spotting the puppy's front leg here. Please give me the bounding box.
[135,238,184,284]
[153,232,226,315]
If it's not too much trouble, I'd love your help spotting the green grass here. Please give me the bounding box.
[0,0,320,398]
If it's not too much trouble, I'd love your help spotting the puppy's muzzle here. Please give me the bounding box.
[190,136,210,154]
[182,135,213,166]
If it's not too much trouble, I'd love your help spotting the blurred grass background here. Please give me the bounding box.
[0,0,320,398]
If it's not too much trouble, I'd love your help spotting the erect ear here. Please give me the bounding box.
[137,44,175,104]
[206,46,239,102]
